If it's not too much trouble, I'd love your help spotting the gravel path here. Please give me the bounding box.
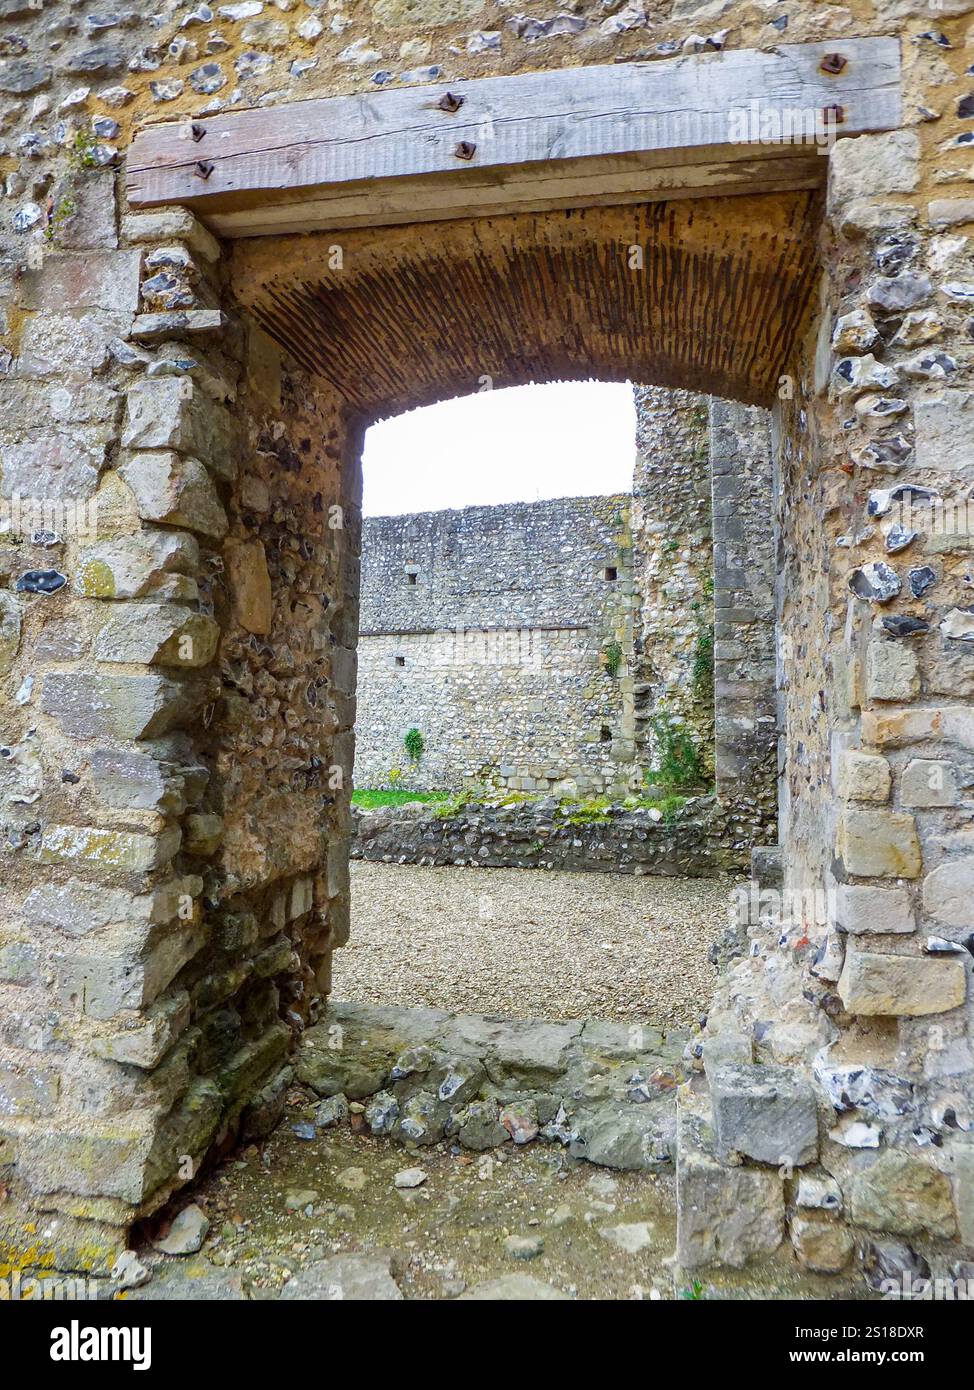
[333,862,737,1029]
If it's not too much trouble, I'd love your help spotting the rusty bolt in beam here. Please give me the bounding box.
[454,141,476,160]
[822,104,846,126]
[190,122,206,142]
[819,53,847,75]
[194,160,214,180]
[438,91,464,113]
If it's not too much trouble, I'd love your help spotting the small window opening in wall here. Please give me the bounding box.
[600,725,612,743]
[604,566,617,582]
[407,572,418,585]
[395,655,405,667]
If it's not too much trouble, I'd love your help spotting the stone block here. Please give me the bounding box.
[122,379,234,480]
[225,537,273,635]
[861,707,943,748]
[828,131,920,209]
[93,604,220,668]
[928,198,974,229]
[676,1096,784,1269]
[952,1147,974,1246]
[131,311,227,340]
[75,531,199,599]
[836,809,921,879]
[141,1078,224,1203]
[121,210,221,263]
[922,858,974,926]
[0,939,39,984]
[56,922,205,1021]
[17,311,130,378]
[42,671,203,740]
[901,759,957,808]
[240,1064,292,1142]
[569,1105,674,1171]
[1,432,105,500]
[23,878,155,936]
[796,1172,842,1211]
[866,641,919,703]
[486,1019,582,1085]
[834,882,915,935]
[53,172,118,251]
[89,746,197,815]
[840,750,891,803]
[40,824,181,873]
[216,1023,290,1105]
[0,58,51,94]
[279,1253,403,1301]
[251,935,294,979]
[849,1151,956,1239]
[289,876,313,919]
[21,250,141,313]
[790,1213,854,1273]
[915,391,974,473]
[16,1113,159,1203]
[0,1063,60,1117]
[372,0,485,26]
[0,591,21,678]
[119,452,228,537]
[183,812,224,856]
[711,1062,818,1167]
[839,946,967,1017]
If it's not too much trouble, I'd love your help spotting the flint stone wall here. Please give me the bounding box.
[356,494,637,795]
[351,794,744,875]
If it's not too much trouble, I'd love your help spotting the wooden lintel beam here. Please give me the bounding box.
[126,38,901,238]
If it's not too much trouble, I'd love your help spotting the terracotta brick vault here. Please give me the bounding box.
[0,2,970,1283]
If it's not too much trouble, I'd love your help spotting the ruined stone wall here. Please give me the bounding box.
[709,397,779,844]
[693,128,974,1274]
[0,199,357,1268]
[356,495,636,795]
[631,386,715,784]
[351,794,745,875]
[0,0,971,1277]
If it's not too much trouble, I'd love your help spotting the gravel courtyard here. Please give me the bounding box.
[333,862,738,1029]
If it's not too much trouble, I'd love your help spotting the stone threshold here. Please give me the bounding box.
[293,1002,689,1171]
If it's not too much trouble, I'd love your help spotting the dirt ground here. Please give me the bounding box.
[131,1104,872,1302]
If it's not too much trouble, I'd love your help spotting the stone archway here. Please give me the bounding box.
[1,25,971,1284]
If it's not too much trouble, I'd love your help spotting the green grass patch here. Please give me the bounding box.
[558,792,692,825]
[353,787,695,826]
[352,789,451,809]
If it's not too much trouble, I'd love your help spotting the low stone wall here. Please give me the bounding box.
[350,796,747,876]
[295,1002,688,1171]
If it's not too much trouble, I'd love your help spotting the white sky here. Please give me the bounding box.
[362,380,636,516]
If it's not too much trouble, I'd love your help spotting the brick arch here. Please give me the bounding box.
[230,192,821,421]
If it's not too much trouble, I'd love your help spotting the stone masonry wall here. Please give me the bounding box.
[351,793,739,875]
[0,0,971,1277]
[0,205,357,1270]
[709,397,779,844]
[631,386,714,781]
[356,494,636,795]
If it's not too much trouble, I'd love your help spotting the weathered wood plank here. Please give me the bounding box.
[126,39,900,237]
[203,148,825,238]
